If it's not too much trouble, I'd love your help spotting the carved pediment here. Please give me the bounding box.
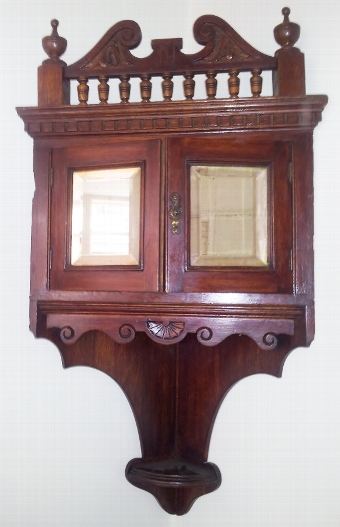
[70,20,141,71]
[65,15,275,78]
[193,15,257,62]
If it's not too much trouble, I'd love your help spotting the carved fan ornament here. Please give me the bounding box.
[17,8,327,516]
[146,321,185,340]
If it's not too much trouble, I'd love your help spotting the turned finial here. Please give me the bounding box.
[42,19,67,62]
[274,7,300,48]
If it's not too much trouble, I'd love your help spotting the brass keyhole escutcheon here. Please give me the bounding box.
[169,192,182,234]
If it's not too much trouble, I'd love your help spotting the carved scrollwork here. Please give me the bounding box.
[67,20,142,72]
[196,327,213,343]
[60,326,75,342]
[64,15,276,82]
[118,324,136,342]
[89,29,139,68]
[262,332,278,349]
[97,38,136,68]
[146,321,185,340]
[194,17,250,62]
[191,15,278,70]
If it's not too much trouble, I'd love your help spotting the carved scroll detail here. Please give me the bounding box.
[193,17,250,62]
[67,20,141,72]
[196,327,213,343]
[118,324,136,342]
[60,326,75,342]
[262,332,278,349]
[90,33,138,68]
[65,15,276,78]
[193,14,273,65]
[146,321,185,340]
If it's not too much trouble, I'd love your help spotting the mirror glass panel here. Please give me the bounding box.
[71,167,141,266]
[190,165,268,266]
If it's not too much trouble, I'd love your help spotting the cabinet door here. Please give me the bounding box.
[50,139,161,292]
[166,136,292,293]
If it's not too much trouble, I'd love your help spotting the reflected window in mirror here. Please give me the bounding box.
[71,166,141,266]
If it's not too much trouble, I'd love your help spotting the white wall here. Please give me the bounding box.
[1,1,339,525]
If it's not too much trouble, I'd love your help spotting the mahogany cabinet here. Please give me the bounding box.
[17,8,327,515]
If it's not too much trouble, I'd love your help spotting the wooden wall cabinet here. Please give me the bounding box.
[17,8,327,515]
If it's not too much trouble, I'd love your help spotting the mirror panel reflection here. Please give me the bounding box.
[71,167,141,266]
[190,165,268,267]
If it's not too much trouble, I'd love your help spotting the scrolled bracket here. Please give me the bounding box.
[118,324,136,343]
[262,332,279,349]
[60,325,77,344]
[196,326,213,343]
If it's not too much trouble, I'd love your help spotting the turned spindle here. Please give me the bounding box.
[250,69,262,97]
[98,76,109,104]
[162,73,174,101]
[119,76,131,103]
[77,76,89,105]
[183,73,195,100]
[140,74,152,102]
[228,69,240,98]
[206,70,217,100]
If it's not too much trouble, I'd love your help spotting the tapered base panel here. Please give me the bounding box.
[41,328,296,514]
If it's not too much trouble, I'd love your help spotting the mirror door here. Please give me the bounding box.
[50,139,161,292]
[166,136,292,293]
